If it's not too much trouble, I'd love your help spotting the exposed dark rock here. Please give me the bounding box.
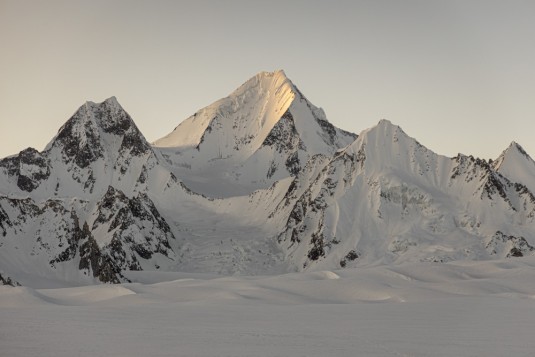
[54,114,103,168]
[340,250,359,268]
[266,160,278,179]
[285,152,301,176]
[262,110,305,152]
[483,172,509,202]
[0,204,11,237]
[307,232,325,261]
[91,186,175,272]
[450,154,489,181]
[486,231,535,258]
[0,148,50,192]
[78,222,125,283]
[195,120,213,150]
[121,130,151,156]
[49,210,80,265]
[137,165,148,184]
[48,99,152,170]
[0,272,20,286]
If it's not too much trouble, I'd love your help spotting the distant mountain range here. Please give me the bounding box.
[1,70,534,286]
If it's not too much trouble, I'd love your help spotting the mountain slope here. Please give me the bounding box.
[276,120,535,270]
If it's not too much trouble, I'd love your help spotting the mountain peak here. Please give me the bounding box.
[378,118,393,125]
[340,118,438,177]
[255,69,288,79]
[359,119,404,140]
[44,97,150,168]
[376,118,397,129]
[68,96,136,135]
[507,141,529,157]
[494,141,532,169]
[154,70,298,150]
[104,95,119,103]
[493,140,535,194]
[153,70,355,196]
[237,69,295,99]
[81,96,122,116]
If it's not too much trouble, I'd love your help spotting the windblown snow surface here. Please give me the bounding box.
[2,258,535,357]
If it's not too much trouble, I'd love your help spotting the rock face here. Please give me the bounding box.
[1,71,535,286]
[50,97,151,169]
[485,231,535,258]
[0,272,20,286]
[89,186,176,272]
[0,148,50,192]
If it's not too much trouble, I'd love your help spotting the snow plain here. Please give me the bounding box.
[2,257,535,357]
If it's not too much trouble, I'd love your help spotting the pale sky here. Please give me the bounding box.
[1,0,534,160]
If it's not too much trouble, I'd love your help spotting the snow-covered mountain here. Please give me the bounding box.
[492,141,535,194]
[153,70,356,197]
[0,98,197,284]
[0,97,159,200]
[1,70,535,287]
[276,120,535,270]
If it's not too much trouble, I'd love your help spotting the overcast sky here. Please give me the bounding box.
[1,0,534,159]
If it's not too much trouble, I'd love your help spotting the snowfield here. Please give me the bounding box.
[2,258,535,357]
